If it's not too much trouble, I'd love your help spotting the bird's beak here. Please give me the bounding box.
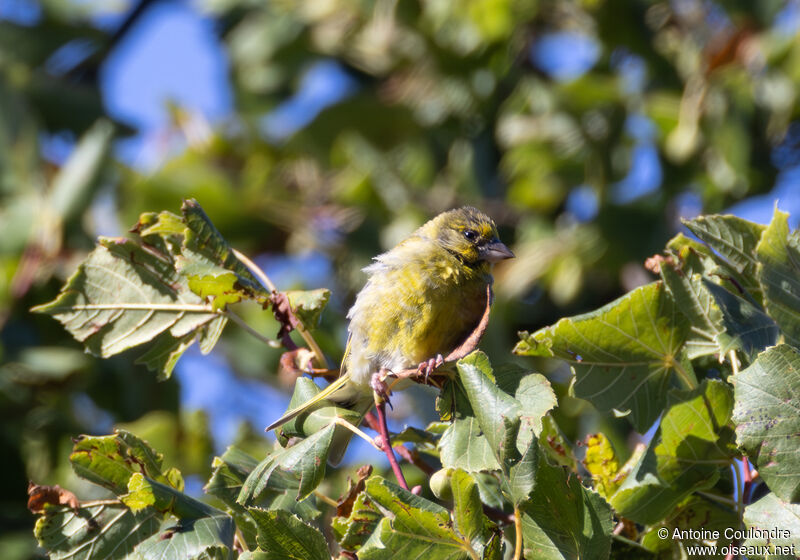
[481,240,515,263]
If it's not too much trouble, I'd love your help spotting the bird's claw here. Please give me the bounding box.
[416,354,444,384]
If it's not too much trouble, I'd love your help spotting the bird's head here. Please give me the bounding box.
[422,207,514,266]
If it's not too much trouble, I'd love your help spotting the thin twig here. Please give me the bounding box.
[232,249,277,292]
[729,349,739,376]
[332,418,383,451]
[234,248,329,368]
[374,398,408,490]
[513,506,523,560]
[225,310,280,347]
[313,489,339,508]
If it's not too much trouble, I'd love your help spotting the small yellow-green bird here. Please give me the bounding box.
[266,207,513,454]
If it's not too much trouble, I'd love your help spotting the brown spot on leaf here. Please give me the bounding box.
[27,482,79,513]
[337,465,373,518]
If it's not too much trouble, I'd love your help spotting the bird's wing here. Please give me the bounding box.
[265,373,352,432]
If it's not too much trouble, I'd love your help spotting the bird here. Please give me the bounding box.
[266,207,514,462]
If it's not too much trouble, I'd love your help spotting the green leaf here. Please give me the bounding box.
[34,502,161,560]
[32,236,223,378]
[450,469,490,544]
[756,208,800,348]
[331,489,381,551]
[520,452,613,560]
[660,262,724,359]
[238,424,336,504]
[507,437,539,506]
[608,434,717,525]
[440,416,500,472]
[205,446,318,549]
[743,493,800,558]
[655,379,735,483]
[122,474,226,520]
[179,199,269,304]
[248,508,329,560]
[48,119,113,222]
[69,430,183,495]
[129,514,234,560]
[359,476,486,560]
[285,289,331,329]
[732,344,800,502]
[515,282,689,432]
[702,280,778,361]
[683,214,765,297]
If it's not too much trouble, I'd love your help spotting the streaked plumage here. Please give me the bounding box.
[266,207,513,457]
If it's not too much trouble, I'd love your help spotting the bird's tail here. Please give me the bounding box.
[265,375,356,432]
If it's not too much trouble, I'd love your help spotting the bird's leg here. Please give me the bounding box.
[370,369,393,410]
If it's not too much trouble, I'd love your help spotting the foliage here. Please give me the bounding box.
[23,200,800,559]
[2,0,800,558]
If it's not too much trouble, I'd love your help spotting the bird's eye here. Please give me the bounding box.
[463,229,477,241]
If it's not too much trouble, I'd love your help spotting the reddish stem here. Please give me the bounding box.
[742,456,753,505]
[374,399,408,490]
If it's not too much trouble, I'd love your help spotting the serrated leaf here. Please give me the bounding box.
[69,431,182,495]
[238,424,336,504]
[122,474,225,520]
[205,446,318,549]
[732,344,800,502]
[703,280,778,361]
[34,502,161,560]
[32,236,223,378]
[507,438,539,506]
[451,469,490,544]
[743,493,800,558]
[609,434,718,525]
[660,264,724,359]
[179,199,269,303]
[332,489,381,551]
[520,453,613,560]
[683,214,765,298]
[440,416,502,472]
[248,509,329,560]
[756,208,800,348]
[655,379,735,483]
[285,289,331,330]
[129,514,234,560]
[584,433,621,499]
[515,282,689,432]
[538,416,577,471]
[359,476,484,560]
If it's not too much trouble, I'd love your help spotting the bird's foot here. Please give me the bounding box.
[416,354,444,384]
[370,369,393,410]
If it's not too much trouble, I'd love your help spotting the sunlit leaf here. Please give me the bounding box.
[755,208,800,348]
[583,433,621,499]
[34,502,161,560]
[359,476,488,560]
[515,282,689,432]
[520,452,613,560]
[247,509,329,560]
[69,430,183,495]
[732,344,800,502]
[743,493,800,557]
[702,280,779,362]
